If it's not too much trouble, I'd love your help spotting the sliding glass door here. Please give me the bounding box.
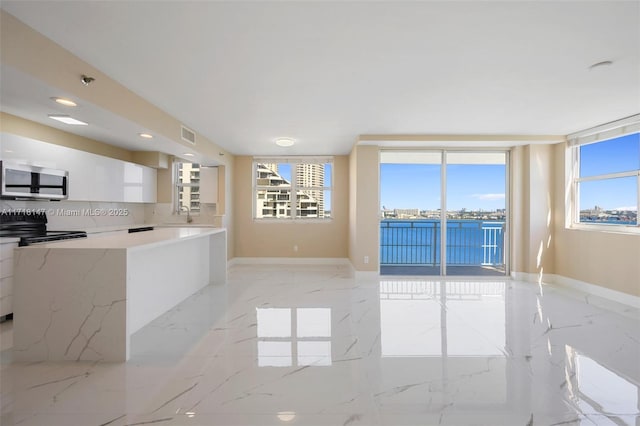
[444,152,507,275]
[380,150,508,276]
[380,152,442,275]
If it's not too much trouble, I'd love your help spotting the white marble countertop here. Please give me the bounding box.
[16,227,226,251]
[0,224,155,244]
[84,223,156,234]
[85,223,219,233]
[0,223,220,245]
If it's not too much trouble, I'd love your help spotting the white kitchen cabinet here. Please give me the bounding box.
[1,133,157,203]
[141,166,157,202]
[199,166,218,204]
[0,240,17,318]
[70,149,156,203]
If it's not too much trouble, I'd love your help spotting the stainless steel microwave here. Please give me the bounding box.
[0,161,69,200]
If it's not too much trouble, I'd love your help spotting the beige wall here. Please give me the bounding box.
[233,156,348,258]
[510,146,525,274]
[348,147,358,265]
[222,162,234,260]
[510,145,557,279]
[156,164,174,204]
[552,143,640,297]
[348,145,380,271]
[529,144,556,275]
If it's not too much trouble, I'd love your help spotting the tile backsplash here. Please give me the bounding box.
[1,200,223,230]
[145,202,222,227]
[0,199,146,230]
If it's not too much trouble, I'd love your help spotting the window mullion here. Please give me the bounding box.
[574,146,580,225]
[292,162,298,219]
[577,170,639,182]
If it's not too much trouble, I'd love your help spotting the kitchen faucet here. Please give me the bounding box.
[180,205,193,223]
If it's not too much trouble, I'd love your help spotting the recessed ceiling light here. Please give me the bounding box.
[138,133,153,139]
[275,138,295,147]
[48,114,88,125]
[51,97,77,107]
[183,153,195,157]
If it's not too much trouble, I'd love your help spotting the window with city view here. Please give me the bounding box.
[175,162,200,214]
[573,132,639,229]
[253,158,332,220]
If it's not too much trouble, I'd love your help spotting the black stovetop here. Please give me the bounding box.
[0,211,87,245]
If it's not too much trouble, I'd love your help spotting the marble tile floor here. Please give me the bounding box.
[1,264,638,426]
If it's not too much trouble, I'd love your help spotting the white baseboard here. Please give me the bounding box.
[549,274,640,309]
[227,257,381,280]
[510,271,554,284]
[512,271,640,309]
[228,257,351,267]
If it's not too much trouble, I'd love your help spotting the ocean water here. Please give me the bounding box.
[380,219,505,266]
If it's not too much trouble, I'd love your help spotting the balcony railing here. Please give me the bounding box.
[380,220,505,266]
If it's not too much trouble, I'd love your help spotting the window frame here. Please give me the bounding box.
[174,161,201,216]
[567,116,640,234]
[252,157,334,221]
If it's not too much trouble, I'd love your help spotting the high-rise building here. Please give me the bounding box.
[255,163,319,218]
[295,163,325,217]
[177,162,200,213]
[262,163,279,174]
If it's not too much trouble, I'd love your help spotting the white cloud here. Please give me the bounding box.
[472,193,505,201]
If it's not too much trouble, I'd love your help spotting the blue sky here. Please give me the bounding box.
[380,133,639,212]
[279,164,292,181]
[380,163,506,211]
[579,133,639,211]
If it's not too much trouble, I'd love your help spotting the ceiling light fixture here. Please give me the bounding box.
[183,153,194,157]
[277,411,296,422]
[275,138,295,147]
[138,133,153,139]
[51,97,77,107]
[48,114,88,125]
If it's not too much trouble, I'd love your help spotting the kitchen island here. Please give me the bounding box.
[12,227,226,362]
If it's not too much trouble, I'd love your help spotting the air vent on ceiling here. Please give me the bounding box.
[181,125,196,145]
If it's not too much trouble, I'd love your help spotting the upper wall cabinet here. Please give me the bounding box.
[199,166,218,204]
[0,133,157,203]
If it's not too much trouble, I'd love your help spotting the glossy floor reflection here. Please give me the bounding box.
[1,265,639,425]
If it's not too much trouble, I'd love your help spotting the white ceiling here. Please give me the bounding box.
[1,1,639,156]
